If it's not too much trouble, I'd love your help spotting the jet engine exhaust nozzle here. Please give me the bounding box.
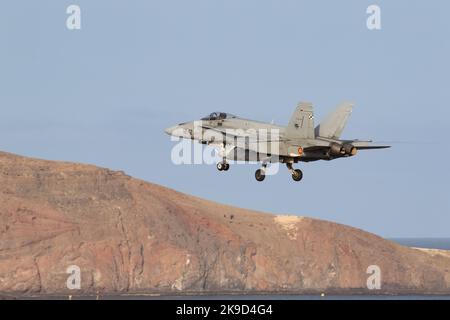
[329,143,345,156]
[343,144,358,156]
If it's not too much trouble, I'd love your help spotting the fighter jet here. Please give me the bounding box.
[165,102,390,182]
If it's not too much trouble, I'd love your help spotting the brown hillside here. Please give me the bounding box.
[0,151,449,295]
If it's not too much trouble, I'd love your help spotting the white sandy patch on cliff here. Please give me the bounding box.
[274,215,304,240]
[413,247,450,258]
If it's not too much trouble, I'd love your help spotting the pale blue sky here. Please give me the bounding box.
[1,1,449,237]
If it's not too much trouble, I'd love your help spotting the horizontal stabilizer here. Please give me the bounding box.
[356,146,391,150]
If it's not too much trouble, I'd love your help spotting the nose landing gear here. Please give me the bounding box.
[217,162,230,171]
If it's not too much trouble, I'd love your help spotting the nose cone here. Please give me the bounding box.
[164,126,178,136]
[165,122,195,139]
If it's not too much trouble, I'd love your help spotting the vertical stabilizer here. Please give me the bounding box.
[285,102,315,139]
[315,103,354,139]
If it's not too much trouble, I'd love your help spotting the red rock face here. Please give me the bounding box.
[0,150,449,296]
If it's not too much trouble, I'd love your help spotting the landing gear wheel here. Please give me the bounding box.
[217,162,229,171]
[255,169,266,182]
[292,169,303,182]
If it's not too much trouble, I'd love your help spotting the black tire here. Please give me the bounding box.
[224,163,230,171]
[255,169,265,182]
[292,169,303,182]
[217,162,223,171]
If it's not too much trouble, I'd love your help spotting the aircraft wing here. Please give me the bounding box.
[204,126,285,156]
[201,125,285,143]
[303,142,390,152]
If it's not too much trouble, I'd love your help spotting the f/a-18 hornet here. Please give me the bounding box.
[165,102,390,182]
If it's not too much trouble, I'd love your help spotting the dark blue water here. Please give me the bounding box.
[390,238,450,250]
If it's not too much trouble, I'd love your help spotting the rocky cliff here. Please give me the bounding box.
[0,151,449,296]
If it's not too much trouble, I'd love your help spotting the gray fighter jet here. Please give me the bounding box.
[165,102,390,182]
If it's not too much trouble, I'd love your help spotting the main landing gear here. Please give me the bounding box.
[286,163,303,181]
[287,163,303,182]
[255,163,267,182]
[254,163,303,182]
[255,168,266,182]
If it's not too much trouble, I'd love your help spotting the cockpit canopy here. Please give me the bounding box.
[201,112,237,121]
